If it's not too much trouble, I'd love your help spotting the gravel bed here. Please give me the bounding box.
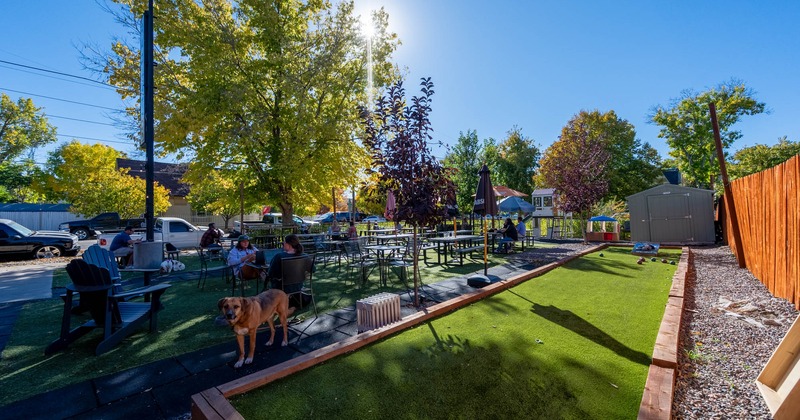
[0,255,80,268]
[673,245,798,419]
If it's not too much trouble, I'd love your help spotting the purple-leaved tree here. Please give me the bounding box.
[361,78,456,306]
[539,113,611,241]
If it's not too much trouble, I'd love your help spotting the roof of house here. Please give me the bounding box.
[0,203,72,212]
[116,158,190,197]
[531,188,555,196]
[492,185,527,197]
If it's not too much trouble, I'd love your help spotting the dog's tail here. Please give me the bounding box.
[286,306,296,316]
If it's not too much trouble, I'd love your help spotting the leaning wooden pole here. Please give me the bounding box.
[709,102,746,268]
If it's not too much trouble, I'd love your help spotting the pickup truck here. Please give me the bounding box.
[59,212,145,240]
[97,217,207,250]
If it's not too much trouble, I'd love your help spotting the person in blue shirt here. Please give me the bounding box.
[110,226,140,267]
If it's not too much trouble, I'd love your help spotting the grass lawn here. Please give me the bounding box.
[230,247,681,419]
[0,245,520,405]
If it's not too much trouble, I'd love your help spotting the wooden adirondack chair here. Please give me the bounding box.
[45,259,171,356]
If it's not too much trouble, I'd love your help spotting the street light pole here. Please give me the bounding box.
[142,0,155,242]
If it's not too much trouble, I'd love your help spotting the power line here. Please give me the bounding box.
[0,87,122,111]
[0,58,114,88]
[49,114,116,126]
[0,63,119,91]
[57,133,132,145]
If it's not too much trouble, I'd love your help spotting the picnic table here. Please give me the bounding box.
[427,235,483,264]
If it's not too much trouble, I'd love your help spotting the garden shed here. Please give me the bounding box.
[627,184,715,244]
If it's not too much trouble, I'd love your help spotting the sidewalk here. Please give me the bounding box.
[1,243,585,419]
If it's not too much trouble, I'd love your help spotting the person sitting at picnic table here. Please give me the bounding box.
[199,222,223,248]
[494,217,519,253]
[328,220,345,240]
[227,235,264,281]
[110,226,140,267]
[516,216,526,239]
[347,221,358,239]
[267,234,310,294]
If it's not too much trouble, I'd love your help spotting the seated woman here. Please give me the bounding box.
[227,235,263,281]
[267,234,309,293]
[347,221,358,239]
[328,220,345,240]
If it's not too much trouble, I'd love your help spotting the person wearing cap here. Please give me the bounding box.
[199,222,223,248]
[227,235,260,279]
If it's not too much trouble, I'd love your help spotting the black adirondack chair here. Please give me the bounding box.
[45,259,171,356]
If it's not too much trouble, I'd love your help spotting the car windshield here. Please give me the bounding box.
[5,220,33,236]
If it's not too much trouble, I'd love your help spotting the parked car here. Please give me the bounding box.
[362,215,387,223]
[97,217,207,250]
[0,219,80,259]
[314,212,353,223]
[232,213,319,231]
[59,212,145,240]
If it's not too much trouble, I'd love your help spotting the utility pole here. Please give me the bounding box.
[142,0,155,242]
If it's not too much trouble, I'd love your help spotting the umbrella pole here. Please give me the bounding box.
[483,216,488,276]
[453,217,457,237]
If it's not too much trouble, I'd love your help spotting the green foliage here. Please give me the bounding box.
[101,0,400,223]
[650,80,765,189]
[729,136,800,179]
[575,110,661,200]
[493,126,540,196]
[443,130,482,214]
[46,141,171,218]
[0,160,48,203]
[0,93,57,166]
[184,166,261,229]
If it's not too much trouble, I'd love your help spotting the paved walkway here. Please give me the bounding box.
[0,263,60,304]
[1,242,587,419]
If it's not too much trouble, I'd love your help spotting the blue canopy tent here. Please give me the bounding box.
[498,196,535,213]
[586,215,619,241]
[589,215,617,222]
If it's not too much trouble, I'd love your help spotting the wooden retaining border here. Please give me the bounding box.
[638,247,692,420]
[191,244,688,420]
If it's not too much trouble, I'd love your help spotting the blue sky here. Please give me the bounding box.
[2,0,798,165]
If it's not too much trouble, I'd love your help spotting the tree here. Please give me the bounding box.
[184,166,260,230]
[0,93,57,166]
[571,110,661,200]
[0,160,49,203]
[729,136,800,179]
[493,126,540,196]
[539,113,611,240]
[97,0,399,225]
[47,141,171,218]
[442,130,482,215]
[362,78,456,305]
[650,80,765,189]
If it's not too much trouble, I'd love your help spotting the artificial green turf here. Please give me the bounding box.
[0,247,514,405]
[231,247,681,419]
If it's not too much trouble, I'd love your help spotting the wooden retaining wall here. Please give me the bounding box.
[720,154,800,309]
[638,247,691,420]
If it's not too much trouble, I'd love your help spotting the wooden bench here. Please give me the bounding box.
[452,245,483,265]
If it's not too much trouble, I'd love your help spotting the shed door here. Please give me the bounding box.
[647,194,693,242]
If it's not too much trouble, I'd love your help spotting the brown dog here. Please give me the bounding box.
[218,289,295,368]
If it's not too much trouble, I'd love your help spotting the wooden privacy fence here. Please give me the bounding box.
[719,154,799,309]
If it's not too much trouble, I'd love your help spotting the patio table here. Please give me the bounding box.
[427,235,483,264]
[364,245,404,286]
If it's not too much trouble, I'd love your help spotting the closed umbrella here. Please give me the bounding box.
[473,165,498,277]
[384,190,396,220]
[498,196,535,213]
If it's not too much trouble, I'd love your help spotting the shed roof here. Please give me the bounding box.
[531,188,555,196]
[116,158,190,197]
[626,184,713,200]
[0,203,72,212]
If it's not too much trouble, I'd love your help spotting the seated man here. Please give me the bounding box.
[494,217,519,253]
[110,226,140,267]
[199,222,223,248]
[516,216,526,239]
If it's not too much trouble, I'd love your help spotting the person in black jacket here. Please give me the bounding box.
[494,217,518,253]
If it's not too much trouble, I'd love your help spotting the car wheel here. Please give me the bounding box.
[34,246,63,259]
[72,228,90,240]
